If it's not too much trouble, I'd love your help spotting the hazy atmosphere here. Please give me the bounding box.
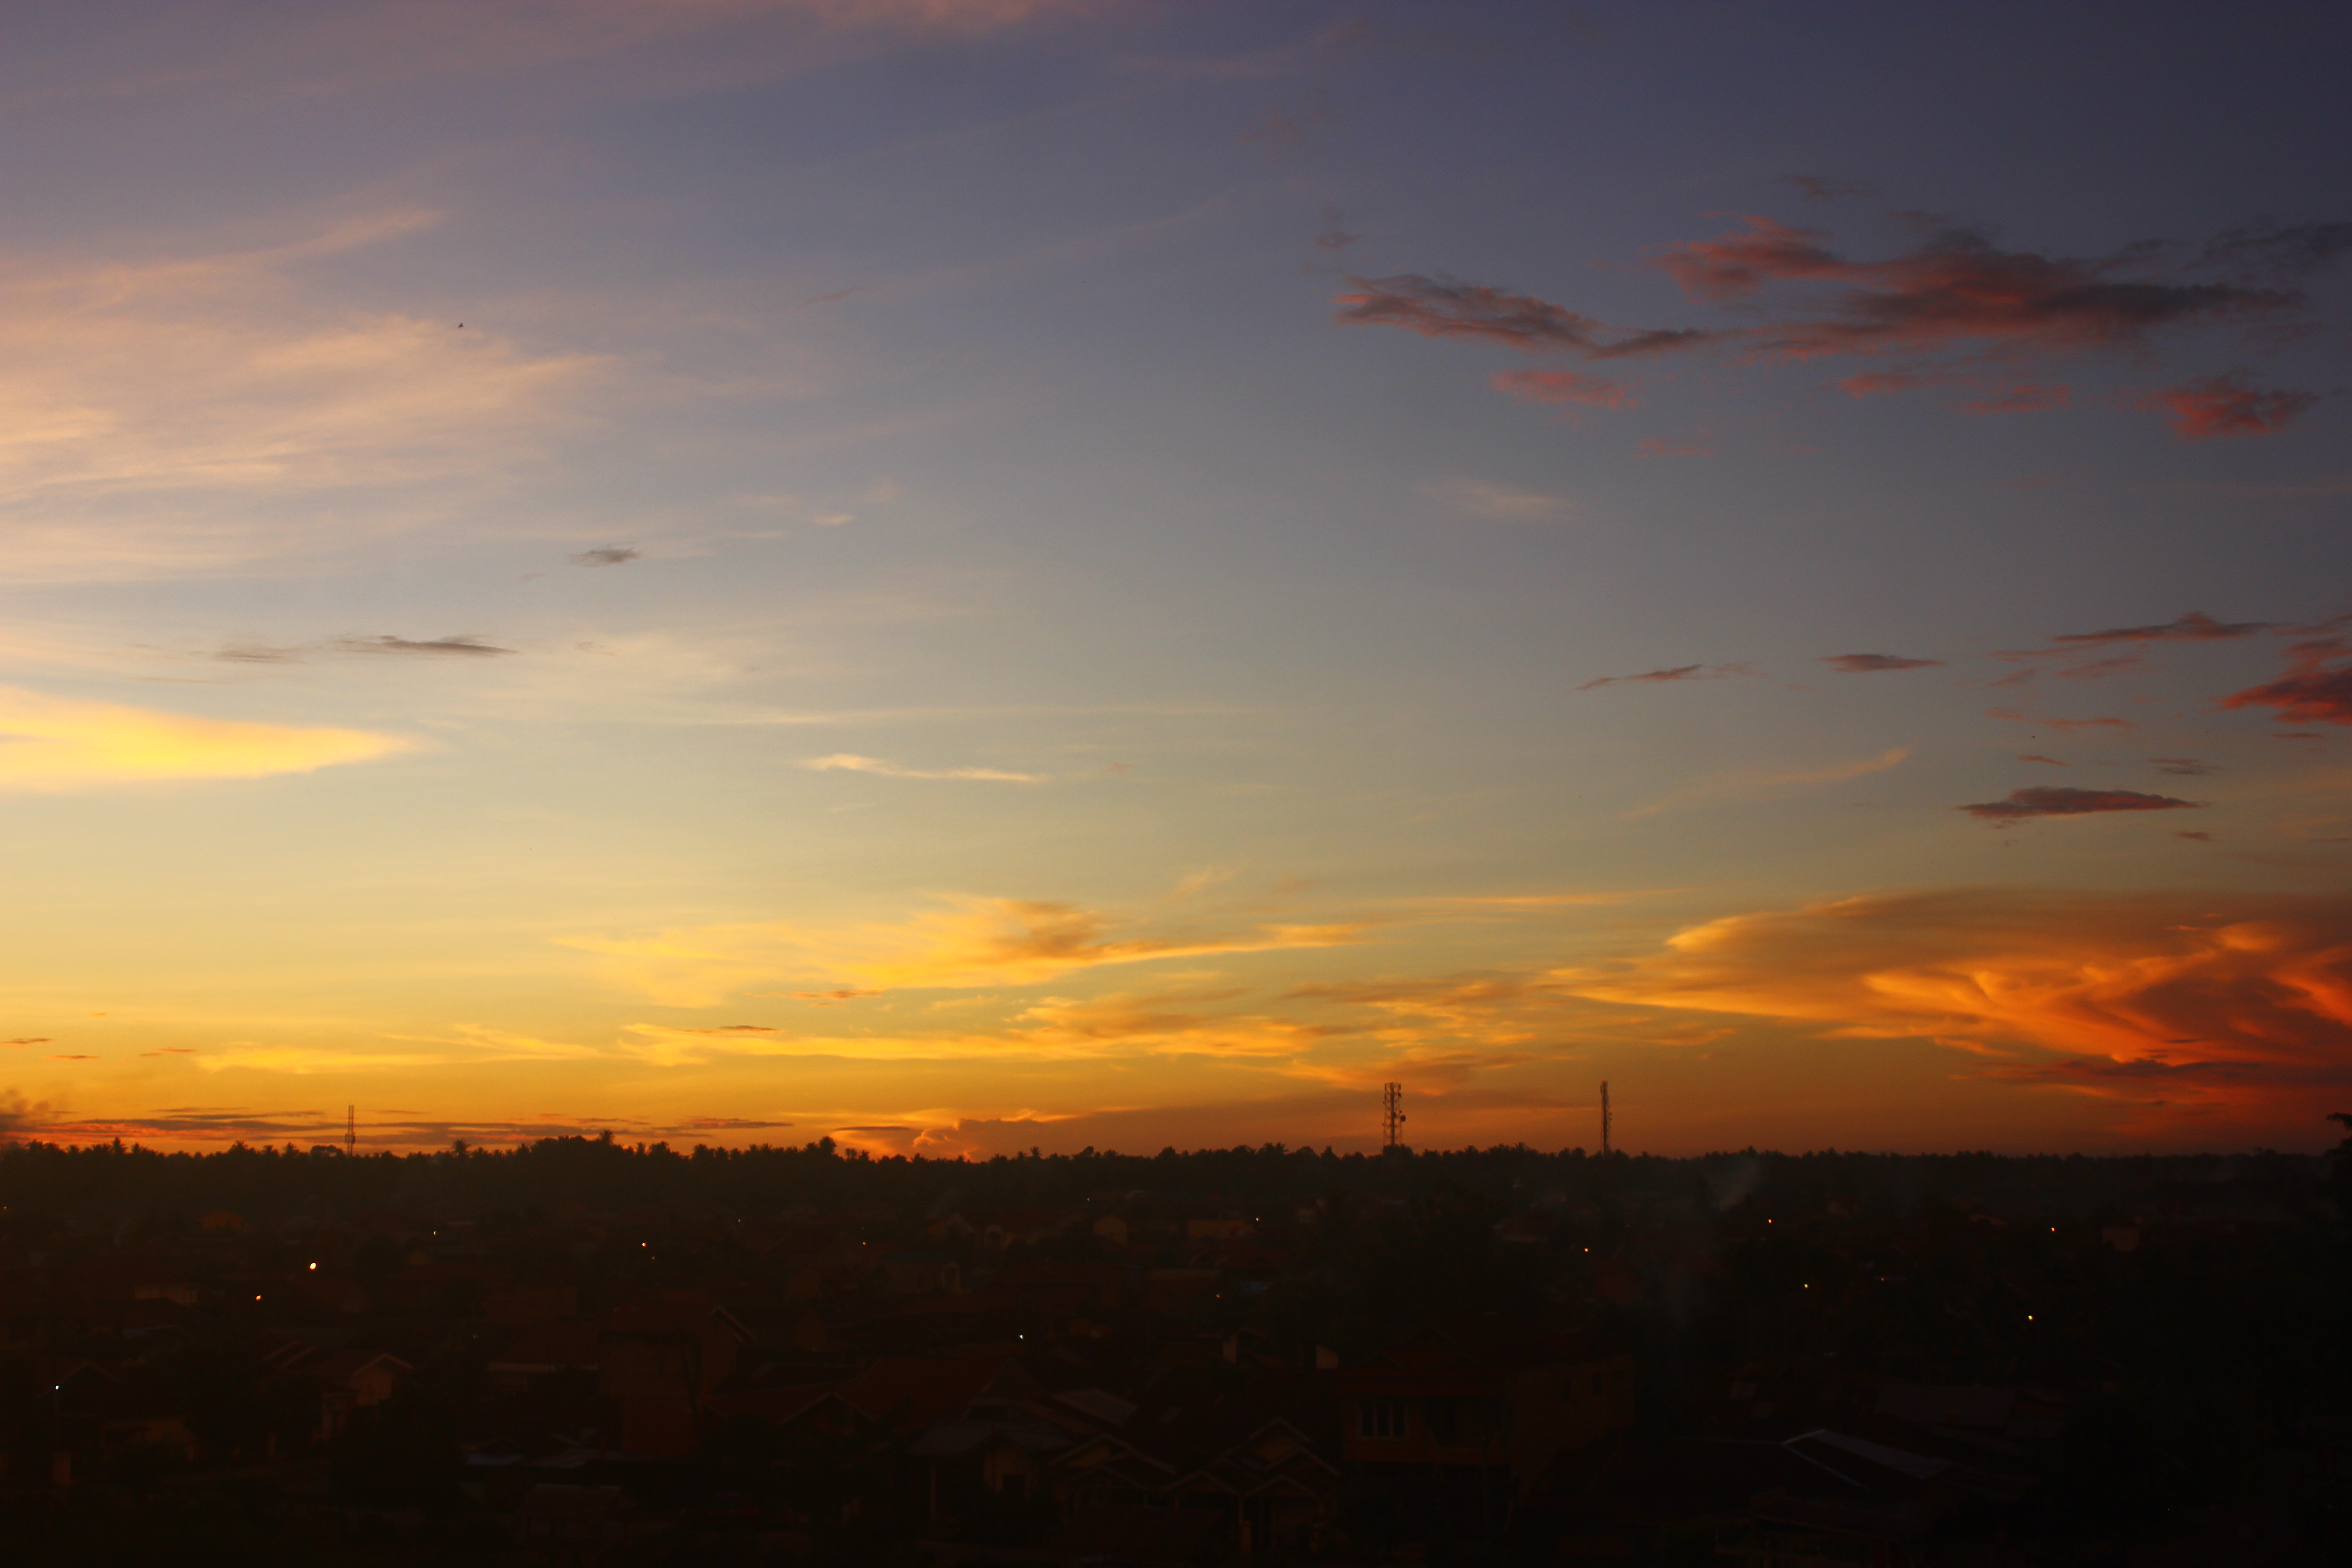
[5,0,2350,1156]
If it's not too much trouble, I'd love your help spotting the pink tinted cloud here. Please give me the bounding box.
[1958,786,2203,822]
[2222,639,2352,726]
[2053,654,2146,680]
[2019,755,2065,766]
[1984,707,2135,733]
[2150,375,2320,441]
[1490,369,1635,412]
[1333,275,1607,352]
[1650,215,1851,301]
[1822,653,1941,672]
[1962,383,2070,415]
[1651,216,2295,360]
[1838,370,1937,397]
[1633,436,1711,458]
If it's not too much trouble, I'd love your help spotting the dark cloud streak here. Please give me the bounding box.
[1822,653,1941,672]
[1958,786,2203,822]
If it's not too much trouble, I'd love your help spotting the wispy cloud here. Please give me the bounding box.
[801,753,1046,782]
[2049,610,2272,647]
[1334,274,1719,359]
[2146,375,2319,441]
[1422,477,1575,521]
[1340,209,2343,435]
[1489,368,1634,417]
[622,988,1336,1067]
[1786,175,1877,201]
[0,686,409,788]
[1984,707,2135,734]
[1630,747,1910,818]
[1650,214,2296,357]
[1577,662,1750,692]
[217,634,517,664]
[1960,383,2070,415]
[0,212,604,578]
[571,545,640,567]
[565,896,1368,1005]
[1822,652,1940,672]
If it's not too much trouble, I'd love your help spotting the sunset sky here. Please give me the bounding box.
[4,0,2350,1156]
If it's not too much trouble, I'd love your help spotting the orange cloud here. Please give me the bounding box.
[620,988,1337,1066]
[2222,639,2352,726]
[567,897,1367,1005]
[1561,890,2352,1127]
[0,686,409,788]
[2148,375,2318,440]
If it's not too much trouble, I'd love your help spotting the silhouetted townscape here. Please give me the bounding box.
[2,1122,2346,1565]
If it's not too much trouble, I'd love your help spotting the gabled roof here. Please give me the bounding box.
[610,1293,755,1343]
[296,1348,414,1384]
[1358,1312,1624,1376]
[490,1318,603,1372]
[906,1417,1072,1458]
[837,1346,1026,1429]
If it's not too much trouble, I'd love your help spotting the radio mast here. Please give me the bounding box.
[1600,1082,1611,1158]
[1382,1083,1406,1150]
[346,1105,356,1157]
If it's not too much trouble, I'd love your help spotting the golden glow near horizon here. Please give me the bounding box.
[0,2,2347,1157]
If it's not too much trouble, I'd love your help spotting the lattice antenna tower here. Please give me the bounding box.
[1382,1082,1406,1149]
[1600,1082,1612,1158]
[346,1104,356,1157]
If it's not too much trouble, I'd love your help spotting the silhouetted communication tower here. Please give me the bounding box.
[1383,1082,1407,1150]
[346,1105,356,1157]
[1600,1082,1612,1158]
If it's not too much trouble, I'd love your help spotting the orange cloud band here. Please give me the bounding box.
[1563,889,2352,1087]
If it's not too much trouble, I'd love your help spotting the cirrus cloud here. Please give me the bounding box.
[801,753,1045,783]
[564,895,1367,1006]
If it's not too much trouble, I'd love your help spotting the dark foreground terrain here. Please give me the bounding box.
[2,1123,2347,1565]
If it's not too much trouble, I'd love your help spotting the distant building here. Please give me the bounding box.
[1339,1313,1634,1499]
